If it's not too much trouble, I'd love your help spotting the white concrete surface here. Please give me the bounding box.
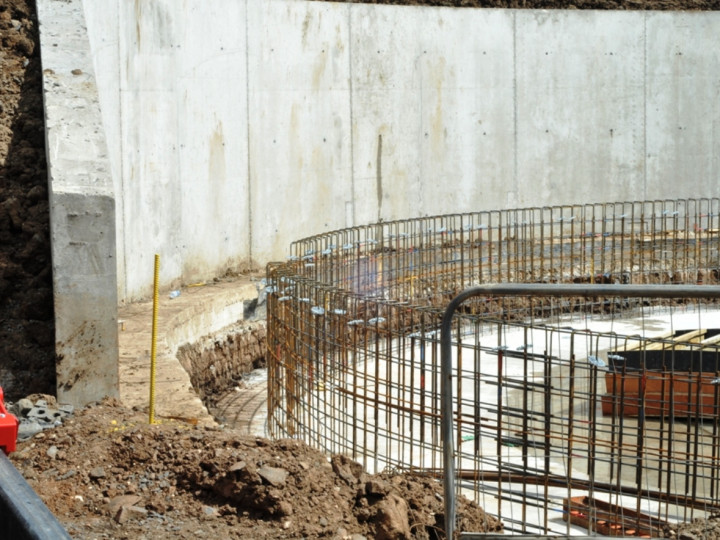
[37,0,720,402]
[350,6,517,219]
[248,1,351,268]
[81,0,126,300]
[37,0,119,407]
[72,1,720,301]
[515,11,646,205]
[646,13,720,195]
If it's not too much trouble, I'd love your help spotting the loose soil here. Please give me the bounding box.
[11,398,502,539]
[3,0,720,538]
[0,0,54,401]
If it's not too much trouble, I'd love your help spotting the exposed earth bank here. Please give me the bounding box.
[0,0,54,401]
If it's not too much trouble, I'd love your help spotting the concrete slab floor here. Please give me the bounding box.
[210,369,268,436]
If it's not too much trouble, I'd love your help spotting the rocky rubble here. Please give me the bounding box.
[8,395,720,539]
[176,322,267,405]
[7,393,74,440]
[10,398,503,539]
[665,516,720,540]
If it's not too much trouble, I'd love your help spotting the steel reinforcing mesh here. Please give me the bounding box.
[267,199,720,535]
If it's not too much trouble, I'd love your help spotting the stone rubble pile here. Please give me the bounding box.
[7,395,74,441]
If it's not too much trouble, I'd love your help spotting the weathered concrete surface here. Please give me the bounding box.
[645,12,720,194]
[248,1,351,265]
[350,5,517,218]
[83,0,251,303]
[35,0,720,404]
[37,0,119,407]
[75,1,720,302]
[514,11,645,204]
[117,278,259,424]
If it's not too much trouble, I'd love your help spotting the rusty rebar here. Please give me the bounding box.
[268,199,720,539]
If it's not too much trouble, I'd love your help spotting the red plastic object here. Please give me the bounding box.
[0,387,19,454]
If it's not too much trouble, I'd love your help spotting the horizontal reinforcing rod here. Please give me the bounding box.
[440,283,720,540]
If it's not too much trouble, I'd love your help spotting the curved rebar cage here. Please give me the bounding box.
[267,198,720,535]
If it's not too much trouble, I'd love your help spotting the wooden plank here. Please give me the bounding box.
[563,495,667,537]
[615,330,673,352]
[644,329,705,351]
[699,333,720,346]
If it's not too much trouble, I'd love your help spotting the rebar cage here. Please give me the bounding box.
[266,198,720,535]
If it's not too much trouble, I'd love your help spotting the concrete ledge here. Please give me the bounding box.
[37,0,119,407]
[118,279,260,425]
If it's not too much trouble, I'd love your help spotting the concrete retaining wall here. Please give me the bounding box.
[37,0,119,407]
[62,1,720,303]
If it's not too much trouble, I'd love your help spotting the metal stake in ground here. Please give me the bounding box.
[149,254,160,424]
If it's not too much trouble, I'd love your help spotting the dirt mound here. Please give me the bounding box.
[10,399,502,539]
[13,397,720,539]
[666,516,720,539]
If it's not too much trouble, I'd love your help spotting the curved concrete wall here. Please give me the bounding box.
[74,1,720,303]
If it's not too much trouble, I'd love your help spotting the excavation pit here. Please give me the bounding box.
[267,199,720,535]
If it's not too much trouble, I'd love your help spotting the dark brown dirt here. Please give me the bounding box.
[667,517,720,540]
[0,0,54,400]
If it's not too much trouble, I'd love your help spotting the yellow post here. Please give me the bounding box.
[149,254,160,424]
